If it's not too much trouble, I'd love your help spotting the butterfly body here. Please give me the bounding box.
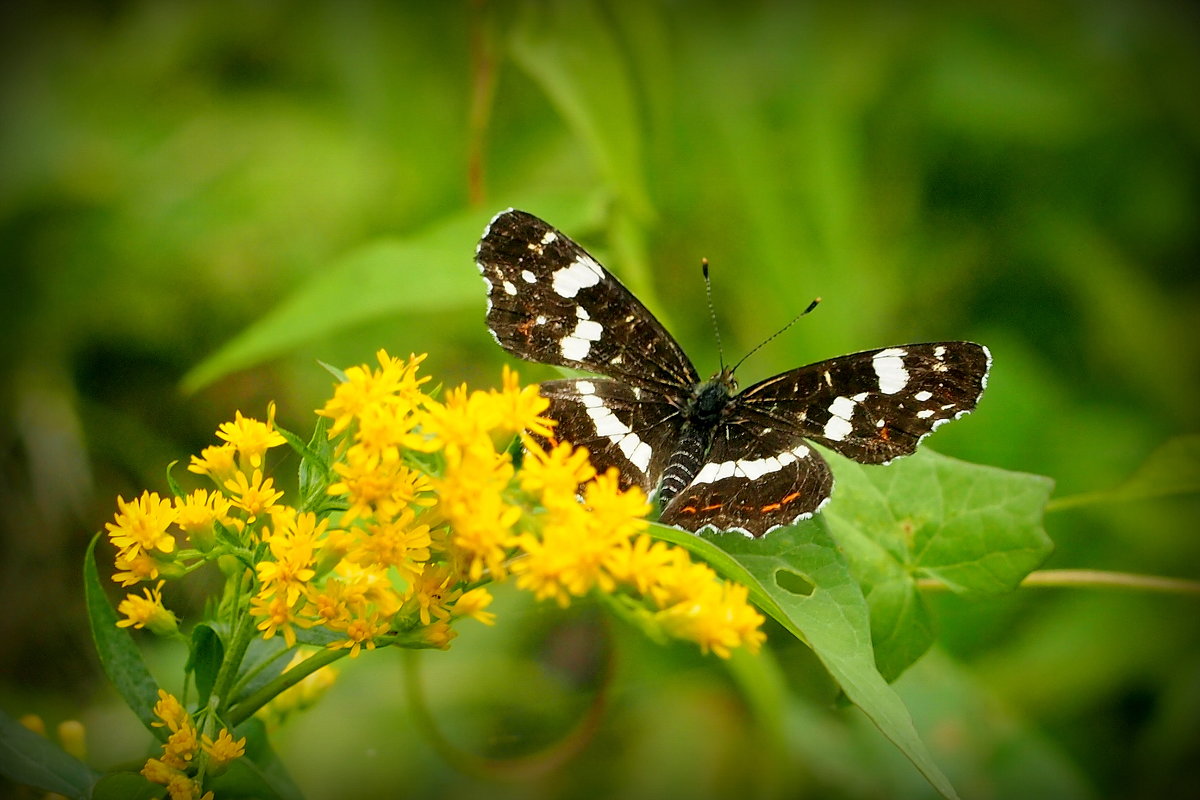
[477,209,990,537]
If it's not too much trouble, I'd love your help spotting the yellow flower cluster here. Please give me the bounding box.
[103,349,765,665]
[141,690,245,799]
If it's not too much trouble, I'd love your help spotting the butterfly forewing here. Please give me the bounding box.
[737,342,990,464]
[476,209,699,395]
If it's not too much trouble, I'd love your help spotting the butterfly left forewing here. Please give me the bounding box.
[476,209,699,396]
[737,342,991,464]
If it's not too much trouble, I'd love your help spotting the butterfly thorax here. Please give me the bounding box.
[658,369,738,505]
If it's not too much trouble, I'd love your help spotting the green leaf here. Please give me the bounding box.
[0,707,99,799]
[181,194,598,392]
[823,449,1054,679]
[296,416,335,513]
[654,521,961,800]
[83,534,163,736]
[1049,434,1200,511]
[187,624,225,707]
[207,718,303,800]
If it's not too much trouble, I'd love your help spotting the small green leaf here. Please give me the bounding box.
[297,416,334,512]
[655,521,960,800]
[1049,434,1200,511]
[187,624,225,707]
[83,535,163,736]
[0,707,99,799]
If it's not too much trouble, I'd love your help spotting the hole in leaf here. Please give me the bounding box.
[775,569,814,596]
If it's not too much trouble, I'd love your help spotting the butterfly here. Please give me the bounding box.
[476,209,990,537]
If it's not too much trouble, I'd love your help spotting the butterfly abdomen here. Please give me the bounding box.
[658,426,711,505]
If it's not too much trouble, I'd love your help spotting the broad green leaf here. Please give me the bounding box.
[1049,434,1200,511]
[182,194,598,391]
[0,708,99,799]
[187,624,224,707]
[83,534,163,736]
[655,521,960,800]
[823,449,1054,679]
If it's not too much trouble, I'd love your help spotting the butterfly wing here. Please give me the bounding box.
[659,424,833,537]
[535,378,685,495]
[736,342,991,464]
[476,209,700,397]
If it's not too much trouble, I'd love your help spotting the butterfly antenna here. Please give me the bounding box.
[702,258,726,370]
[731,296,822,373]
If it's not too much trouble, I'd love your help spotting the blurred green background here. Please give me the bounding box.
[1,1,1197,798]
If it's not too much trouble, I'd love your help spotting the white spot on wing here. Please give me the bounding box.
[823,415,853,441]
[560,306,603,360]
[828,395,856,421]
[503,280,517,295]
[541,230,558,245]
[551,255,603,298]
[914,390,933,402]
[521,269,537,283]
[916,409,935,419]
[872,348,909,394]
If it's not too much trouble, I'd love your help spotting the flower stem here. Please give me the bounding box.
[227,646,348,727]
[916,569,1200,595]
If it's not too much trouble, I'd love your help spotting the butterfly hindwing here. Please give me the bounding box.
[476,209,699,396]
[660,425,833,536]
[737,342,990,464]
[535,378,684,495]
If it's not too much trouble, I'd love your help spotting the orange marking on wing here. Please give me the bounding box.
[701,503,723,512]
[780,492,802,505]
[879,426,891,441]
[760,502,781,512]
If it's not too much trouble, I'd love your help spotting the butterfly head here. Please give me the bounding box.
[687,366,739,427]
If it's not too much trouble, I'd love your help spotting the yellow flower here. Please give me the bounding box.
[318,350,429,436]
[453,587,496,626]
[151,690,190,733]
[106,491,177,558]
[328,448,433,524]
[648,559,767,658]
[251,590,300,648]
[352,510,431,580]
[223,469,284,524]
[117,581,178,635]
[112,549,162,587]
[494,364,555,440]
[201,728,246,772]
[436,443,520,582]
[256,512,323,603]
[215,406,287,470]
[173,489,231,552]
[519,440,596,508]
[188,443,238,483]
[161,722,199,770]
